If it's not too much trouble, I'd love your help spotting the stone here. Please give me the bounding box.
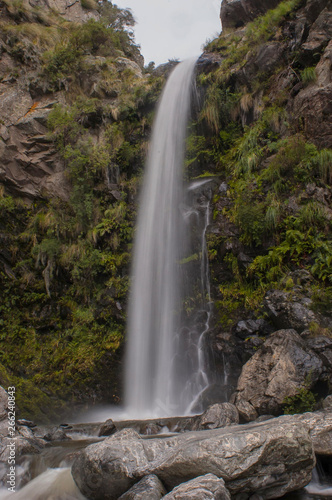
[305,336,332,386]
[195,403,239,430]
[233,329,324,415]
[0,387,8,422]
[235,399,258,423]
[29,0,99,23]
[0,436,45,462]
[235,319,266,339]
[301,7,332,56]
[118,475,166,500]
[296,410,332,455]
[72,420,315,500]
[162,474,231,500]
[44,428,71,442]
[264,290,317,332]
[220,0,281,29]
[116,57,143,78]
[98,418,116,437]
[322,395,332,410]
[293,37,332,150]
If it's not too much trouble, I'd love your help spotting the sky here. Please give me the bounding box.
[113,0,222,66]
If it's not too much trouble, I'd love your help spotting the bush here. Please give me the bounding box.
[283,387,316,414]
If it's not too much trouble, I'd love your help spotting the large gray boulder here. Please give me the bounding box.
[71,419,315,500]
[297,410,332,455]
[162,474,231,500]
[233,329,324,415]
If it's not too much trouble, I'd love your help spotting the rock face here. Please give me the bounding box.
[297,410,332,456]
[233,329,324,415]
[0,93,70,200]
[118,475,166,500]
[29,0,99,23]
[194,403,239,430]
[72,420,314,500]
[162,474,231,500]
[264,290,318,333]
[220,0,281,29]
[0,387,8,437]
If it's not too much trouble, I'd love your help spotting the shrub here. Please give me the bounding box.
[283,387,316,414]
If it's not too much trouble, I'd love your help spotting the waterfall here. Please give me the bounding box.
[125,58,199,417]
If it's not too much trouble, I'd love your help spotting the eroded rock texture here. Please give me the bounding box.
[233,329,324,415]
[72,421,314,500]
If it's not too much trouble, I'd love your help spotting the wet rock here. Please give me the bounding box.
[195,403,239,430]
[72,420,315,500]
[234,399,258,423]
[163,474,231,500]
[16,419,36,428]
[17,426,34,439]
[118,475,166,500]
[98,419,116,437]
[264,290,317,333]
[193,403,239,430]
[306,336,332,384]
[0,436,45,462]
[296,410,332,455]
[234,319,268,339]
[44,427,71,442]
[233,329,324,415]
[196,53,223,74]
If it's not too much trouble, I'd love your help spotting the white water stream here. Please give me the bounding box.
[125,58,201,417]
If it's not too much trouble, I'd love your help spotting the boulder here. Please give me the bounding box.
[233,329,324,415]
[235,399,258,423]
[296,410,332,455]
[306,336,332,384]
[194,403,239,430]
[29,0,99,23]
[98,418,116,437]
[264,290,317,332]
[118,475,166,500]
[162,474,231,500]
[72,419,315,500]
[322,395,332,410]
[220,0,281,29]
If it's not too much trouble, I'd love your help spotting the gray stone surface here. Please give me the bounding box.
[194,403,239,430]
[220,0,281,29]
[296,410,332,455]
[162,474,231,500]
[233,329,324,415]
[118,474,166,500]
[71,419,314,500]
[264,290,317,333]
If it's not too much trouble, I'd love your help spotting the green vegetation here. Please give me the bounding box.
[191,0,332,337]
[283,384,317,415]
[0,0,167,420]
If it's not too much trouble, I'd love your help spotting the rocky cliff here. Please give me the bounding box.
[0,0,331,421]
[194,0,332,415]
[0,0,162,420]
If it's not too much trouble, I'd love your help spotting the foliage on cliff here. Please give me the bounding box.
[0,0,163,420]
[192,0,332,342]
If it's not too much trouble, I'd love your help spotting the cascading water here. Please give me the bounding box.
[125,57,207,417]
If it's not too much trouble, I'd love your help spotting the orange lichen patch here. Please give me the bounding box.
[24,101,39,117]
